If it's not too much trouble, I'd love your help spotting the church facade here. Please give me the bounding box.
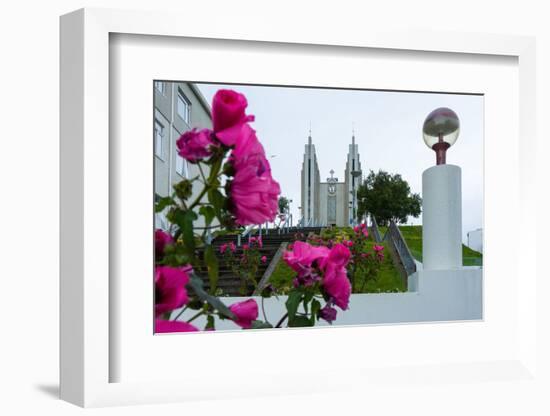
[300,133,363,227]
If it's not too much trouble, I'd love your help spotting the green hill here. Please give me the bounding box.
[381,225,482,267]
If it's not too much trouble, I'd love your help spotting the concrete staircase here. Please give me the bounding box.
[197,227,323,296]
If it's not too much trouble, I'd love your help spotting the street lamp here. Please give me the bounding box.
[422,107,460,165]
[421,107,463,270]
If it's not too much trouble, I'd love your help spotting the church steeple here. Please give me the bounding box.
[345,128,362,226]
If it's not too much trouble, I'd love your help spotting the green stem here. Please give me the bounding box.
[172,305,188,321]
[275,312,288,328]
[186,310,205,323]
[261,296,270,325]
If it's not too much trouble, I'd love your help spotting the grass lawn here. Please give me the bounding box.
[269,240,406,294]
[379,225,482,267]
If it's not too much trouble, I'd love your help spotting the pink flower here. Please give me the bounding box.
[261,255,267,263]
[373,245,384,252]
[229,137,281,225]
[154,265,191,317]
[242,244,249,251]
[353,226,360,233]
[345,240,354,247]
[229,242,237,252]
[229,299,258,329]
[321,243,351,269]
[319,304,338,323]
[220,243,228,254]
[321,244,352,310]
[257,236,263,248]
[283,240,330,275]
[360,223,367,229]
[212,89,255,146]
[323,263,351,310]
[362,229,369,238]
[176,128,216,162]
[155,229,174,259]
[155,319,199,333]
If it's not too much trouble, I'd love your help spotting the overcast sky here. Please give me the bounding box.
[196,83,483,243]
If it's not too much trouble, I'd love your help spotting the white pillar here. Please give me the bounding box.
[422,164,462,270]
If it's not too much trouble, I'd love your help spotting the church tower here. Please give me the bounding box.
[344,132,362,226]
[300,131,321,225]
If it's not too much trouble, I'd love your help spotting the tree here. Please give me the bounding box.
[357,170,421,226]
[278,196,290,214]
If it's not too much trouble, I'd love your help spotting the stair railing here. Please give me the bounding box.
[370,216,383,243]
[385,220,417,277]
[278,213,292,235]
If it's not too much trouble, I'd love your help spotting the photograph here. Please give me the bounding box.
[153,81,484,333]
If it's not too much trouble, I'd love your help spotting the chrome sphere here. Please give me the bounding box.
[422,107,460,148]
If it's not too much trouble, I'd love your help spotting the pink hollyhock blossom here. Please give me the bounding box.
[229,299,258,329]
[229,151,281,226]
[229,242,237,252]
[242,244,249,251]
[155,265,191,317]
[220,243,228,254]
[360,223,367,229]
[212,89,255,146]
[321,243,352,310]
[155,229,174,259]
[353,225,360,233]
[362,229,369,238]
[320,242,351,269]
[345,240,354,247]
[261,255,267,263]
[283,241,330,274]
[176,128,216,162]
[319,304,338,324]
[373,245,384,252]
[155,319,199,333]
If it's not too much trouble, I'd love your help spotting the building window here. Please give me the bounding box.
[154,81,166,95]
[175,154,189,178]
[177,90,191,124]
[154,119,164,158]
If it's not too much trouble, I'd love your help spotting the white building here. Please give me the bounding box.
[301,133,362,227]
[154,81,212,230]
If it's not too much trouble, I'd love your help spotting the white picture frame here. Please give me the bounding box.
[60,7,538,407]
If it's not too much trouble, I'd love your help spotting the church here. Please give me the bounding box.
[300,132,363,227]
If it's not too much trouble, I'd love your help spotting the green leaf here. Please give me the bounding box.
[204,244,219,293]
[199,205,216,227]
[208,188,225,214]
[155,196,174,213]
[288,316,314,328]
[285,290,303,324]
[310,299,321,325]
[205,315,215,331]
[250,320,273,329]
[303,291,313,314]
[169,209,197,254]
[188,273,235,320]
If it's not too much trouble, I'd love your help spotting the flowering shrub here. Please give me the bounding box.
[220,236,263,295]
[302,224,387,293]
[154,89,357,332]
[278,240,352,325]
[154,89,280,332]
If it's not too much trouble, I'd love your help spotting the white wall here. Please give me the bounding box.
[173,268,482,331]
[467,228,483,253]
[1,1,549,415]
